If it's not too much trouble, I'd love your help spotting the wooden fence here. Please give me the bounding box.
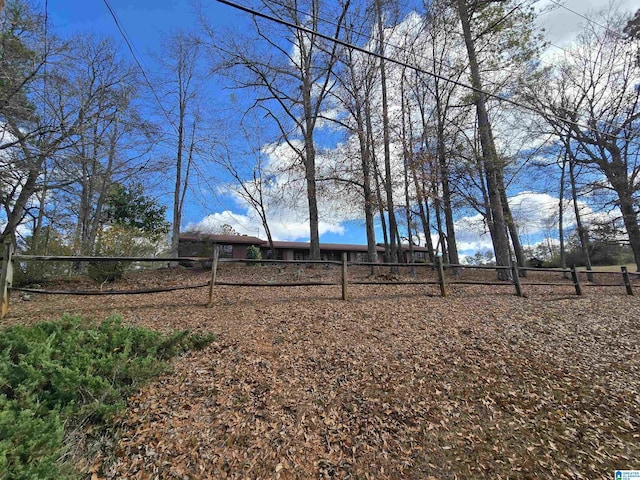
[1,240,638,319]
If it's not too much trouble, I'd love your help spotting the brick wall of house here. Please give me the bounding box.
[233,245,249,259]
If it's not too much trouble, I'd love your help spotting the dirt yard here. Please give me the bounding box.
[4,265,640,479]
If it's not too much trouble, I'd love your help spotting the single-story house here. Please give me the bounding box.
[527,257,544,268]
[178,233,430,263]
[179,233,265,260]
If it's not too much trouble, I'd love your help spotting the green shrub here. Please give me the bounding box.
[0,402,68,480]
[0,316,216,479]
[87,261,124,283]
[247,245,262,265]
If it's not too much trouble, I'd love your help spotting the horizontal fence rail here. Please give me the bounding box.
[1,240,638,318]
[13,255,217,263]
[11,283,210,296]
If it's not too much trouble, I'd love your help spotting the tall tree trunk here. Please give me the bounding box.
[429,132,446,260]
[375,0,399,264]
[374,165,390,261]
[32,189,47,252]
[400,82,414,267]
[605,149,640,272]
[433,188,447,261]
[410,158,435,263]
[166,33,201,264]
[473,134,494,242]
[456,0,511,280]
[171,99,186,263]
[354,102,378,263]
[303,126,321,260]
[568,156,594,281]
[366,97,389,261]
[300,21,321,260]
[362,159,378,263]
[559,153,568,278]
[433,80,459,265]
[436,126,459,265]
[497,169,526,277]
[414,103,436,263]
[86,120,118,254]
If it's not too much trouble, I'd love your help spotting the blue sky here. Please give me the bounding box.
[42,0,638,256]
[47,0,228,43]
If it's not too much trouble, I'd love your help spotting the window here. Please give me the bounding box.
[265,248,282,260]
[355,252,369,263]
[414,251,426,260]
[218,244,233,258]
[325,251,341,261]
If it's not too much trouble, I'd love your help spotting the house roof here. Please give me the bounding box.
[179,233,266,245]
[179,233,429,252]
[270,241,373,252]
[269,241,430,252]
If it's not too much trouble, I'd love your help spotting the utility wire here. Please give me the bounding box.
[215,0,637,145]
[546,0,626,40]
[262,0,618,95]
[263,0,633,142]
[253,0,637,139]
[261,0,512,93]
[102,0,179,137]
[262,0,630,105]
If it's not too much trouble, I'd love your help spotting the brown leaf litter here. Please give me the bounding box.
[4,265,639,479]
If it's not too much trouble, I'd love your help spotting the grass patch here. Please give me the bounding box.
[0,315,216,479]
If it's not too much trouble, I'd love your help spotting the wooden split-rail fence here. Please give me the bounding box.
[1,240,638,319]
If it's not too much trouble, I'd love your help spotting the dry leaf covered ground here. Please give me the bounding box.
[4,265,640,479]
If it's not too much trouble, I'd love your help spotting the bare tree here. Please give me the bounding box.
[214,114,279,256]
[455,0,512,279]
[525,8,640,270]
[154,31,205,261]
[54,36,155,255]
[327,3,379,263]
[374,0,402,264]
[568,150,594,280]
[0,0,67,244]
[417,0,465,265]
[209,0,351,260]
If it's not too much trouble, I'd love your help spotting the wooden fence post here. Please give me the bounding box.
[436,256,447,297]
[341,253,348,301]
[207,245,220,308]
[512,264,523,297]
[621,266,634,296]
[1,239,15,319]
[570,265,583,296]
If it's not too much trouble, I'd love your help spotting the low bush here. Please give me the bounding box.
[246,245,262,266]
[247,245,262,260]
[87,260,125,283]
[0,316,216,479]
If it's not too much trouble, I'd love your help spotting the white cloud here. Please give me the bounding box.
[188,1,637,252]
[185,208,345,242]
[450,191,620,255]
[186,211,259,236]
[535,0,637,46]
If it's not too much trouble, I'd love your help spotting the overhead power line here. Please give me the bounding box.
[546,0,625,40]
[261,0,520,94]
[214,0,635,145]
[261,0,636,140]
[102,0,179,137]
[260,0,632,139]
